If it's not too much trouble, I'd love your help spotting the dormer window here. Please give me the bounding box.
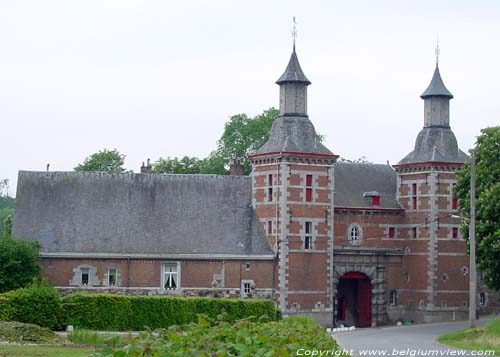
[363,191,380,207]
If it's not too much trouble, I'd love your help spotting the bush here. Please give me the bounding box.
[62,294,277,331]
[0,321,65,344]
[95,316,343,356]
[2,283,63,330]
[0,238,41,293]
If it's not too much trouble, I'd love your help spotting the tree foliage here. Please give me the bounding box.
[0,238,41,293]
[0,180,15,238]
[74,149,127,173]
[455,126,500,289]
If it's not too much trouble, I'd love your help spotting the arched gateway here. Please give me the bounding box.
[337,272,372,327]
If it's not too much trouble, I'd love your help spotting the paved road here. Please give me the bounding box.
[332,319,491,357]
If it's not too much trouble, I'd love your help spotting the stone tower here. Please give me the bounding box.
[393,61,469,321]
[249,47,338,323]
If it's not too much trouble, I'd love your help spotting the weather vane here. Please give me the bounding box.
[435,36,440,64]
[292,16,298,49]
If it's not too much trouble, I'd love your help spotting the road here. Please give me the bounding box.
[332,319,492,357]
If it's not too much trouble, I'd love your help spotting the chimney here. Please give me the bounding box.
[229,158,244,176]
[140,158,152,173]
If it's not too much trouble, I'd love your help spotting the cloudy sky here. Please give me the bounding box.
[1,0,498,196]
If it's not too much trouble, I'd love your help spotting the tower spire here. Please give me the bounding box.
[435,36,440,65]
[292,16,298,51]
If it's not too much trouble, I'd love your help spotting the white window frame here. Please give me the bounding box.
[107,268,118,287]
[347,223,362,245]
[389,290,398,306]
[241,279,254,297]
[162,262,180,290]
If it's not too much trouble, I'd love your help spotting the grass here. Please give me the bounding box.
[0,344,94,357]
[67,329,131,348]
[438,319,500,355]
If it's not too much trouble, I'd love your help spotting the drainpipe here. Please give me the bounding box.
[126,255,131,295]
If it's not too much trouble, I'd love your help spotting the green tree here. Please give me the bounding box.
[455,126,500,290]
[153,156,202,174]
[75,149,127,173]
[3,214,12,238]
[0,179,15,237]
[0,238,41,293]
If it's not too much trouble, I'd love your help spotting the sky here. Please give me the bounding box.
[1,0,499,196]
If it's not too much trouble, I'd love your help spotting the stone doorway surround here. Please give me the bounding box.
[333,246,403,327]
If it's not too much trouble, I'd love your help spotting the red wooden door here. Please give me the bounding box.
[357,279,372,327]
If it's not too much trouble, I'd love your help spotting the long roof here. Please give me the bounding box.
[334,163,402,209]
[13,171,273,257]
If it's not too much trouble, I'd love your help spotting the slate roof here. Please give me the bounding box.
[13,171,273,257]
[398,127,469,165]
[334,163,402,209]
[253,116,334,156]
[276,49,311,85]
[421,65,454,99]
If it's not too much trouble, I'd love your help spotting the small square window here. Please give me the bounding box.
[162,263,178,290]
[243,282,251,294]
[372,196,380,206]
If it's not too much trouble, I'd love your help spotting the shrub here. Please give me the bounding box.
[2,283,63,330]
[0,321,65,344]
[62,294,277,331]
[0,238,41,293]
[95,316,343,356]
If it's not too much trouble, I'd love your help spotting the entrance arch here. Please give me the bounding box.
[337,272,372,327]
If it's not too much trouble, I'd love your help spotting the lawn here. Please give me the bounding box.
[0,344,94,357]
[437,319,500,355]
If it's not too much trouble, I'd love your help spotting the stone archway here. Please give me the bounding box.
[337,272,372,327]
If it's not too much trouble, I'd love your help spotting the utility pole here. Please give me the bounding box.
[469,149,477,328]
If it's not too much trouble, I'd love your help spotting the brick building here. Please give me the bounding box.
[13,46,494,327]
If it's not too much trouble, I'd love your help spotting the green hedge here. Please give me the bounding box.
[62,293,277,331]
[1,285,63,330]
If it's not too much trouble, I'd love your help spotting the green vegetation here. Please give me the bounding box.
[0,182,15,237]
[68,329,131,348]
[455,126,500,289]
[95,315,343,357]
[74,148,127,173]
[0,238,41,293]
[438,319,500,355]
[0,321,65,344]
[1,282,63,330]
[63,293,278,331]
[0,345,94,357]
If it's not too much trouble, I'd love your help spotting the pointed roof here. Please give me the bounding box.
[421,64,453,99]
[276,47,311,85]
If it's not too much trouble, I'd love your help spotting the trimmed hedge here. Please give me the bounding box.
[62,293,278,331]
[1,285,63,330]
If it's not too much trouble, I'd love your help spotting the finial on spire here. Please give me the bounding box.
[292,16,298,50]
[435,36,440,65]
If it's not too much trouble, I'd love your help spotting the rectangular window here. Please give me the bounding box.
[243,282,251,294]
[452,198,458,210]
[305,221,313,250]
[372,196,380,206]
[305,236,312,250]
[267,174,273,202]
[452,227,458,239]
[267,221,273,234]
[305,175,313,202]
[412,227,417,239]
[107,268,117,286]
[306,188,312,202]
[162,263,178,290]
[412,183,417,209]
[388,227,395,239]
[81,268,89,286]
